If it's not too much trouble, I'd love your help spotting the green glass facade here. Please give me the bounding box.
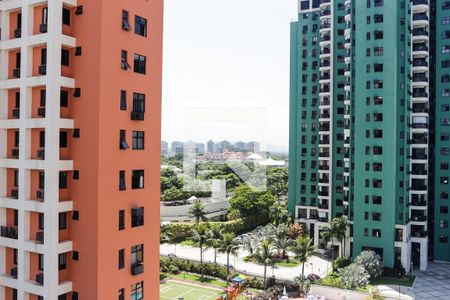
[289,0,449,271]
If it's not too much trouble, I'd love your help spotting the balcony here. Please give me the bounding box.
[413,13,428,22]
[14,29,21,39]
[131,111,144,121]
[410,185,427,191]
[131,263,144,276]
[0,226,18,240]
[36,231,44,244]
[319,152,330,158]
[318,203,329,209]
[411,230,427,238]
[40,23,48,33]
[412,29,429,39]
[11,189,18,199]
[319,165,329,171]
[11,148,19,159]
[36,273,44,285]
[10,267,17,279]
[38,65,47,75]
[411,199,427,207]
[37,149,45,159]
[411,215,427,222]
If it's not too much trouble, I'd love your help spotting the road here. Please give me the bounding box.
[160,243,332,280]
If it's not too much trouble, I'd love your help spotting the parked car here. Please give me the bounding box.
[167,253,177,258]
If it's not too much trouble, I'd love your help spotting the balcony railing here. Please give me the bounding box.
[0,226,18,239]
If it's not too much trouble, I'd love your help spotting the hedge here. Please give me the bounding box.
[160,257,266,289]
[163,214,270,242]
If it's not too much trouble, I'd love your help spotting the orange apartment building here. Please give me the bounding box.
[0,0,163,299]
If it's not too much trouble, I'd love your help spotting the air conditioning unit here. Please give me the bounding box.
[36,273,44,285]
[37,107,46,117]
[13,68,20,78]
[37,149,45,159]
[11,189,18,199]
[12,108,20,118]
[37,190,44,200]
[131,263,144,276]
[11,148,19,158]
[10,267,17,278]
[36,231,44,244]
[14,29,21,38]
[40,23,48,33]
[38,65,47,75]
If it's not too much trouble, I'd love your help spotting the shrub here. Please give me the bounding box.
[168,264,179,274]
[354,251,383,279]
[318,273,346,289]
[339,263,370,289]
[333,257,352,270]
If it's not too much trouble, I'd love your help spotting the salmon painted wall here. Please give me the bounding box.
[66,0,163,299]
[96,1,163,299]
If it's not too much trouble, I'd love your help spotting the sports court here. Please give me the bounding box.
[160,281,223,300]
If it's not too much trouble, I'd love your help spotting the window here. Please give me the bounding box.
[132,170,144,189]
[39,172,45,189]
[135,16,147,37]
[120,130,129,150]
[59,212,67,230]
[60,90,69,107]
[60,131,68,148]
[443,16,450,24]
[134,54,146,74]
[58,253,67,270]
[441,206,449,214]
[372,229,381,238]
[118,249,125,269]
[374,47,383,56]
[59,172,68,189]
[132,93,145,113]
[132,131,144,150]
[131,281,143,300]
[121,50,131,70]
[119,210,125,230]
[119,170,126,191]
[444,2,450,10]
[38,254,43,270]
[120,90,127,110]
[374,0,384,6]
[62,8,71,26]
[61,49,70,66]
[131,207,144,227]
[374,14,383,23]
[39,130,45,148]
[41,48,47,66]
[374,31,383,40]
[42,7,48,24]
[119,288,125,300]
[122,10,130,30]
[131,245,144,265]
[39,213,44,230]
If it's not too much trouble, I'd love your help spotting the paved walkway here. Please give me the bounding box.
[160,243,332,280]
[413,262,450,299]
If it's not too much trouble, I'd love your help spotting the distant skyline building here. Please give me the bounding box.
[171,141,184,154]
[207,139,215,153]
[288,0,449,272]
[161,140,169,156]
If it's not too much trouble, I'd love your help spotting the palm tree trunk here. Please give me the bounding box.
[301,262,305,292]
[263,264,267,289]
[226,253,230,278]
[331,240,335,272]
[214,249,217,263]
[199,243,204,279]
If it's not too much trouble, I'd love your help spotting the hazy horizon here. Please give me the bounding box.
[161,0,298,150]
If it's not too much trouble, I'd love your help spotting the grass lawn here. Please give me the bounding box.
[275,260,300,268]
[160,281,222,300]
[370,276,415,287]
[161,272,260,298]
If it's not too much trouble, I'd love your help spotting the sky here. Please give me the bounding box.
[162,0,298,151]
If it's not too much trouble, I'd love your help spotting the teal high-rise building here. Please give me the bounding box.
[289,0,450,271]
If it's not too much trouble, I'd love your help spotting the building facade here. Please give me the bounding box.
[0,0,163,299]
[289,0,449,271]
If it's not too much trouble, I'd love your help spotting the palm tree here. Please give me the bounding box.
[333,217,347,258]
[192,223,209,278]
[218,232,240,277]
[241,235,256,257]
[207,223,222,263]
[188,200,207,224]
[292,236,317,293]
[253,237,274,289]
[321,217,347,270]
[273,235,294,260]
